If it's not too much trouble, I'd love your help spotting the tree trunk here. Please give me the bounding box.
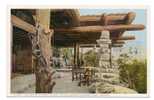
[32,9,55,93]
[35,25,55,93]
[28,23,55,93]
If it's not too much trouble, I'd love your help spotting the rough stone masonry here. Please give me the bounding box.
[95,30,120,93]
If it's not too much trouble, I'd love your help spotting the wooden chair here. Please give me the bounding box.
[78,66,96,86]
[72,67,84,81]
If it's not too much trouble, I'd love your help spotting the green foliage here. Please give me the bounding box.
[83,50,98,67]
[53,47,61,57]
[134,60,147,93]
[117,53,147,93]
[60,48,74,65]
[61,48,73,59]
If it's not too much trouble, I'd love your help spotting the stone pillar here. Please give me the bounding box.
[89,31,137,93]
[95,30,119,93]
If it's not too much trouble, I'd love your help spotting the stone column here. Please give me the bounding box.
[95,30,119,93]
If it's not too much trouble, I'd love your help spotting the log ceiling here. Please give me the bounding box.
[11,9,145,47]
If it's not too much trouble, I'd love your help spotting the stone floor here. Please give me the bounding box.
[11,73,35,93]
[53,72,89,93]
[11,72,89,93]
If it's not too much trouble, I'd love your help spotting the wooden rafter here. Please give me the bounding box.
[11,10,145,48]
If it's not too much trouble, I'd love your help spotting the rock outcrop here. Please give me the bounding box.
[89,83,137,94]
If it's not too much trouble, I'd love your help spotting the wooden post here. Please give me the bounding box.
[74,43,76,67]
[73,43,80,68]
[76,43,80,80]
[72,43,76,81]
[11,21,15,73]
[76,43,80,67]
[34,9,55,93]
[72,43,80,80]
[109,44,112,67]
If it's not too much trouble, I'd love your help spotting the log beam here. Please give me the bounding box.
[112,40,125,44]
[11,15,36,34]
[55,24,145,34]
[79,44,124,48]
[112,35,135,40]
[55,43,125,48]
[126,12,136,24]
[112,44,123,47]
[80,12,135,26]
[11,15,143,40]
[54,35,135,42]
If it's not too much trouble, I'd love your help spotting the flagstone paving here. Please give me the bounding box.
[11,72,89,93]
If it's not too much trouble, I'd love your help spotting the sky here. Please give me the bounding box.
[79,9,147,58]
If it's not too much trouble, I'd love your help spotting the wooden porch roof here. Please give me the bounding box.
[11,9,145,47]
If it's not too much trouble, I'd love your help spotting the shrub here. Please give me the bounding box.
[117,53,147,93]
